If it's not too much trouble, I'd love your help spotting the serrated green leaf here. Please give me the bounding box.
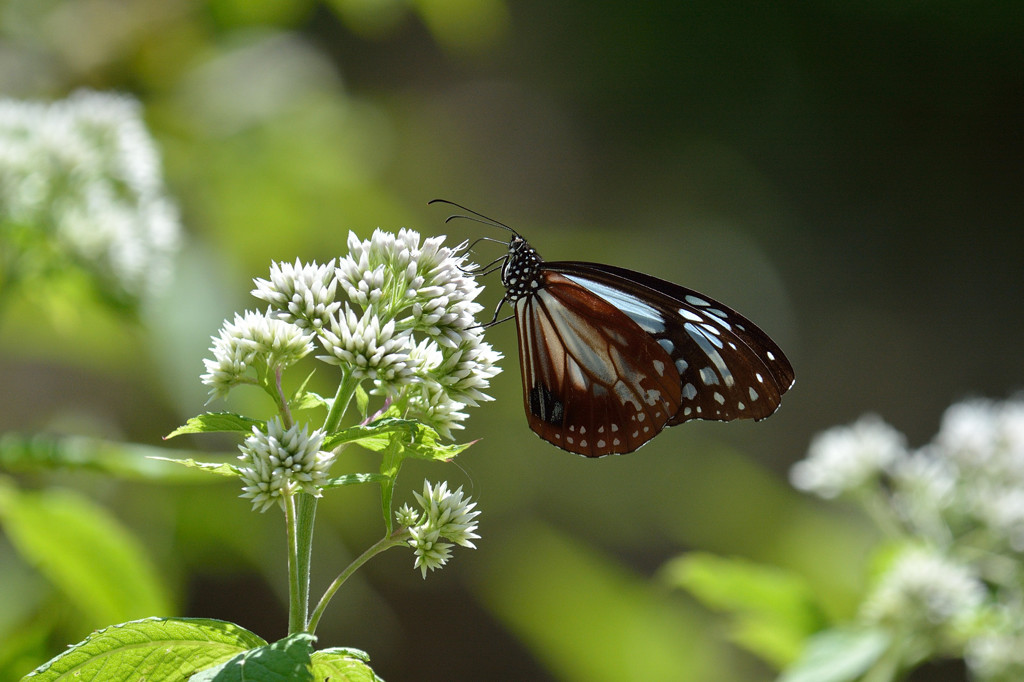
[191,632,315,682]
[22,617,266,681]
[322,473,390,489]
[662,552,824,667]
[0,433,222,483]
[323,418,472,461]
[310,647,383,681]
[0,484,171,628]
[165,413,265,439]
[148,457,240,478]
[778,627,891,682]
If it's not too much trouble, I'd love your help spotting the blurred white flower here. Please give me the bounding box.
[861,546,985,631]
[938,398,1024,485]
[889,447,959,539]
[0,90,181,304]
[790,414,907,499]
[966,612,1024,682]
[237,418,332,512]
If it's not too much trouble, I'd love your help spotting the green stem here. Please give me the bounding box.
[284,492,303,635]
[306,530,409,634]
[323,369,360,435]
[292,491,318,634]
[289,370,362,633]
[273,366,294,428]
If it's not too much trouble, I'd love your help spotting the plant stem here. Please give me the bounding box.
[324,369,360,435]
[274,366,294,428]
[284,492,303,635]
[289,370,363,634]
[306,531,408,634]
[292,492,318,634]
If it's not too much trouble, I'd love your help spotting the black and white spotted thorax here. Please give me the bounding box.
[500,235,544,302]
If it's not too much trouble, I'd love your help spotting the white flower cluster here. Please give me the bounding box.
[201,310,314,400]
[252,258,340,332]
[0,90,181,303]
[396,480,480,578]
[237,418,333,512]
[247,227,502,437]
[860,546,985,631]
[790,414,907,499]
[792,398,1024,551]
[791,396,1024,680]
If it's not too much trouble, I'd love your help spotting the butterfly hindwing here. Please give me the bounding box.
[547,261,794,425]
[513,271,683,456]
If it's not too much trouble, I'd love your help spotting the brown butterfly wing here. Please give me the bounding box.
[547,262,795,425]
[513,272,683,456]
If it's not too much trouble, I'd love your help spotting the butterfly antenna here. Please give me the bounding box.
[428,199,520,237]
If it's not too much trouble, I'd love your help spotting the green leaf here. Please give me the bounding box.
[322,473,390,489]
[354,383,370,419]
[290,371,326,413]
[165,413,265,439]
[662,552,825,668]
[22,617,267,682]
[323,418,472,461]
[290,390,328,413]
[148,456,240,478]
[310,647,383,681]
[0,433,223,483]
[0,484,172,627]
[778,627,891,682]
[191,632,315,682]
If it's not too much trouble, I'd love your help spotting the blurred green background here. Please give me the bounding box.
[1,1,1021,680]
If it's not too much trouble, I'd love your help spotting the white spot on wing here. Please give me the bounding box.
[685,322,734,388]
[562,274,666,333]
[679,308,703,322]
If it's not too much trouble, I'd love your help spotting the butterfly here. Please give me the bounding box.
[430,200,795,457]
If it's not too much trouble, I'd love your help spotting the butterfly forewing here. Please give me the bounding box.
[547,262,794,425]
[514,271,683,456]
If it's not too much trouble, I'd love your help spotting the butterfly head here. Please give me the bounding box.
[501,235,544,302]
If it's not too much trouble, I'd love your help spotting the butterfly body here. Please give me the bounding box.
[431,200,795,457]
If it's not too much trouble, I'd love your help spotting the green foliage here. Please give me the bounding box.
[662,552,825,668]
[0,433,221,483]
[165,412,267,439]
[476,522,731,682]
[323,416,473,461]
[190,632,315,682]
[22,618,267,681]
[778,628,892,682]
[22,621,382,682]
[0,484,172,629]
[310,647,384,682]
